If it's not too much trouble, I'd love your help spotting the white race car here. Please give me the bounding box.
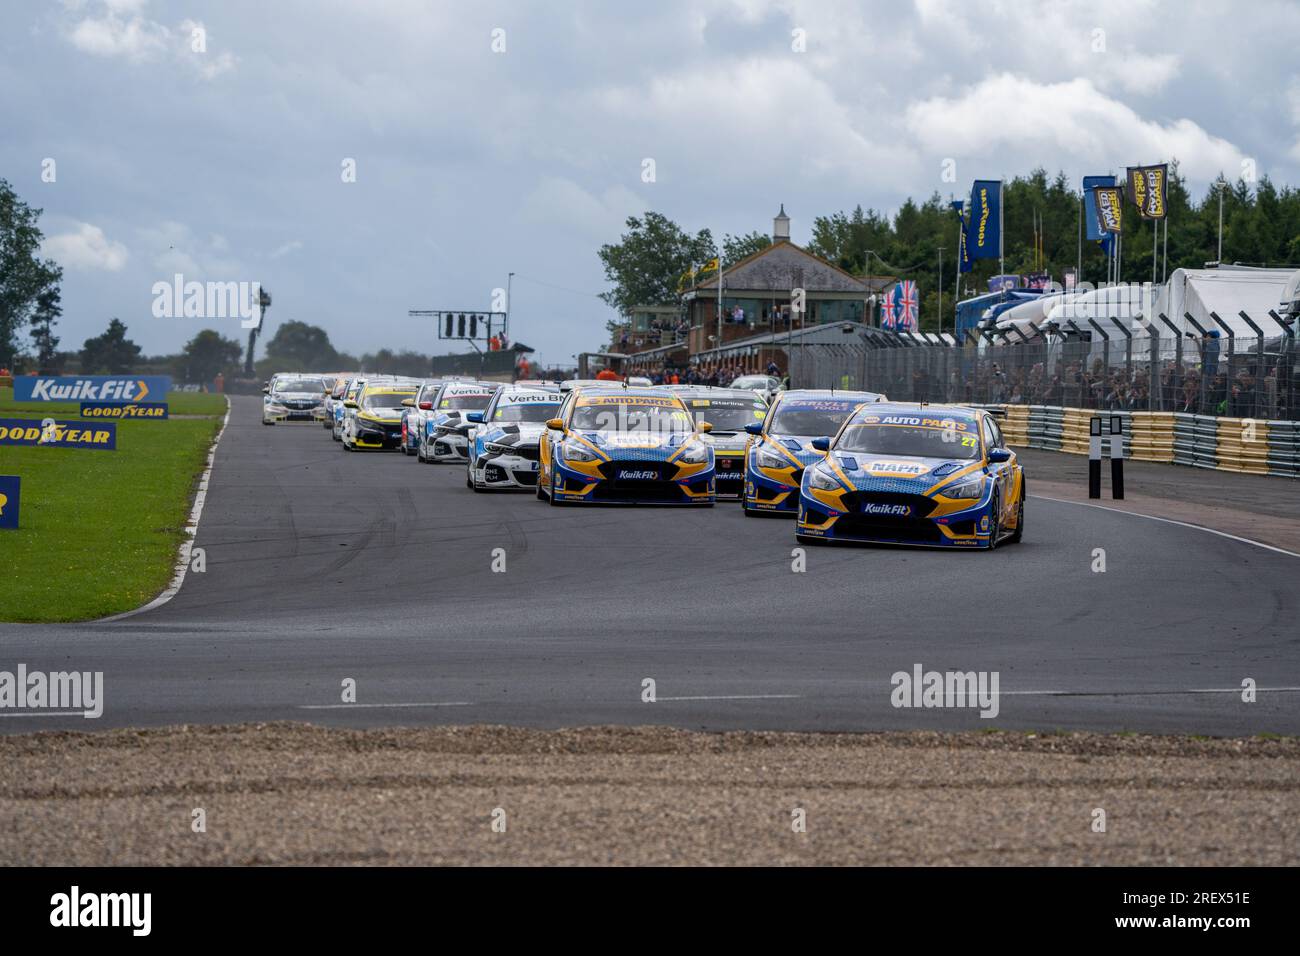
[465,385,562,491]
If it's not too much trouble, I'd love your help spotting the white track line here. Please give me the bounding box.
[999,687,1300,696]
[0,711,93,718]
[97,396,232,623]
[1030,494,1300,559]
[657,694,804,702]
[298,702,473,710]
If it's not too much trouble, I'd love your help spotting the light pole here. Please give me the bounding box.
[1215,178,1227,264]
[506,272,514,343]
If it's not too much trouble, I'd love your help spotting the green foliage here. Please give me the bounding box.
[80,318,142,373]
[176,328,243,385]
[598,212,716,315]
[29,285,62,371]
[0,178,62,367]
[262,319,340,371]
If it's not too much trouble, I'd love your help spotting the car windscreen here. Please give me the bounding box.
[732,376,775,390]
[684,397,766,431]
[837,422,981,460]
[493,400,561,422]
[767,401,859,437]
[571,399,693,433]
[275,378,325,393]
[363,390,415,409]
[439,393,492,410]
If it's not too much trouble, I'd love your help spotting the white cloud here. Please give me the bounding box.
[41,223,129,271]
[269,240,303,259]
[62,3,236,78]
[905,74,1246,182]
[137,222,241,279]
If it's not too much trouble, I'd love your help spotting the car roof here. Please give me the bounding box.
[775,388,882,402]
[857,402,981,421]
[669,386,765,400]
[574,386,681,400]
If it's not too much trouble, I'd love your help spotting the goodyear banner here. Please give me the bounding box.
[0,475,18,530]
[968,181,1001,260]
[951,200,972,273]
[12,375,171,404]
[1092,186,1124,234]
[80,402,169,420]
[0,418,117,450]
[1126,164,1168,219]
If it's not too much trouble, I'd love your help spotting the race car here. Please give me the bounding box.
[742,388,885,515]
[664,386,768,500]
[322,377,350,429]
[537,387,715,506]
[340,381,419,450]
[399,379,442,455]
[262,374,328,424]
[465,384,562,491]
[795,403,1025,549]
[417,381,497,462]
[331,376,366,441]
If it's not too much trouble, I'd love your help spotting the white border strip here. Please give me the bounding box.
[299,702,473,710]
[1031,494,1300,559]
[97,395,232,622]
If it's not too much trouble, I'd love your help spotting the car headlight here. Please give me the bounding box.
[678,441,709,465]
[485,441,521,455]
[563,442,599,463]
[807,466,841,492]
[942,476,984,499]
[756,445,790,470]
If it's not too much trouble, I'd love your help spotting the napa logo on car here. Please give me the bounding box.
[864,460,930,477]
[13,375,171,404]
[80,402,169,420]
[0,418,117,450]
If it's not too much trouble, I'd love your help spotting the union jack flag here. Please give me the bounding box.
[895,280,918,330]
[879,286,896,329]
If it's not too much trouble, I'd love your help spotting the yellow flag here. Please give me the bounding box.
[701,258,719,273]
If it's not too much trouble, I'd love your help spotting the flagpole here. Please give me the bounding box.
[1076,192,1082,288]
[998,179,1005,297]
[1162,212,1168,283]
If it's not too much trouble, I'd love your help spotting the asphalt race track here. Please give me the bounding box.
[2,395,1297,735]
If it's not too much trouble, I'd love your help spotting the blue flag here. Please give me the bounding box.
[969,181,1001,260]
[1083,175,1116,255]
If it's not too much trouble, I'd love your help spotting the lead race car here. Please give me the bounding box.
[465,384,562,491]
[794,403,1025,549]
[742,388,885,515]
[537,386,715,505]
[662,385,768,500]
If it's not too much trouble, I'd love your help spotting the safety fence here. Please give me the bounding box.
[790,317,1299,423]
[963,403,1300,479]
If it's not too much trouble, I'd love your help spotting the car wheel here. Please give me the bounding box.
[985,495,1001,551]
[547,468,563,506]
[536,471,547,500]
[1008,482,1025,544]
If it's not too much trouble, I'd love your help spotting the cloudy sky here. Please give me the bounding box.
[4,0,1299,367]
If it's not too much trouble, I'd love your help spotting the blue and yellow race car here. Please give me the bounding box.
[742,389,885,515]
[794,403,1025,549]
[537,387,715,505]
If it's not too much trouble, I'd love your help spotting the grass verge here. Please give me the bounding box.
[0,387,226,622]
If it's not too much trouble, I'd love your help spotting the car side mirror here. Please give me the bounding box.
[344,400,358,409]
[988,448,1012,463]
[744,422,763,436]
[466,411,484,423]
[261,386,270,394]
[401,398,415,407]
[811,436,831,452]
[698,421,712,433]
[546,418,564,430]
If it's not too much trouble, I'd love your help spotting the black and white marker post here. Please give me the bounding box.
[1088,415,1125,500]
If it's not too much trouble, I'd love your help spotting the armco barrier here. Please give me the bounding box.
[967,404,1298,479]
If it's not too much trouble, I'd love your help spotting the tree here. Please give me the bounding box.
[29,286,62,372]
[0,178,63,368]
[722,231,772,267]
[80,318,142,373]
[597,212,715,316]
[176,329,243,385]
[262,320,339,370]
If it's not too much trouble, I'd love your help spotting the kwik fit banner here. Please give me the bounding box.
[80,402,169,420]
[0,418,117,450]
[1126,164,1168,219]
[12,375,171,404]
[1092,186,1124,234]
[968,181,1001,259]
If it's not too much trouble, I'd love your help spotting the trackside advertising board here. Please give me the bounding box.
[80,402,169,420]
[0,419,117,450]
[0,476,19,530]
[12,375,171,404]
